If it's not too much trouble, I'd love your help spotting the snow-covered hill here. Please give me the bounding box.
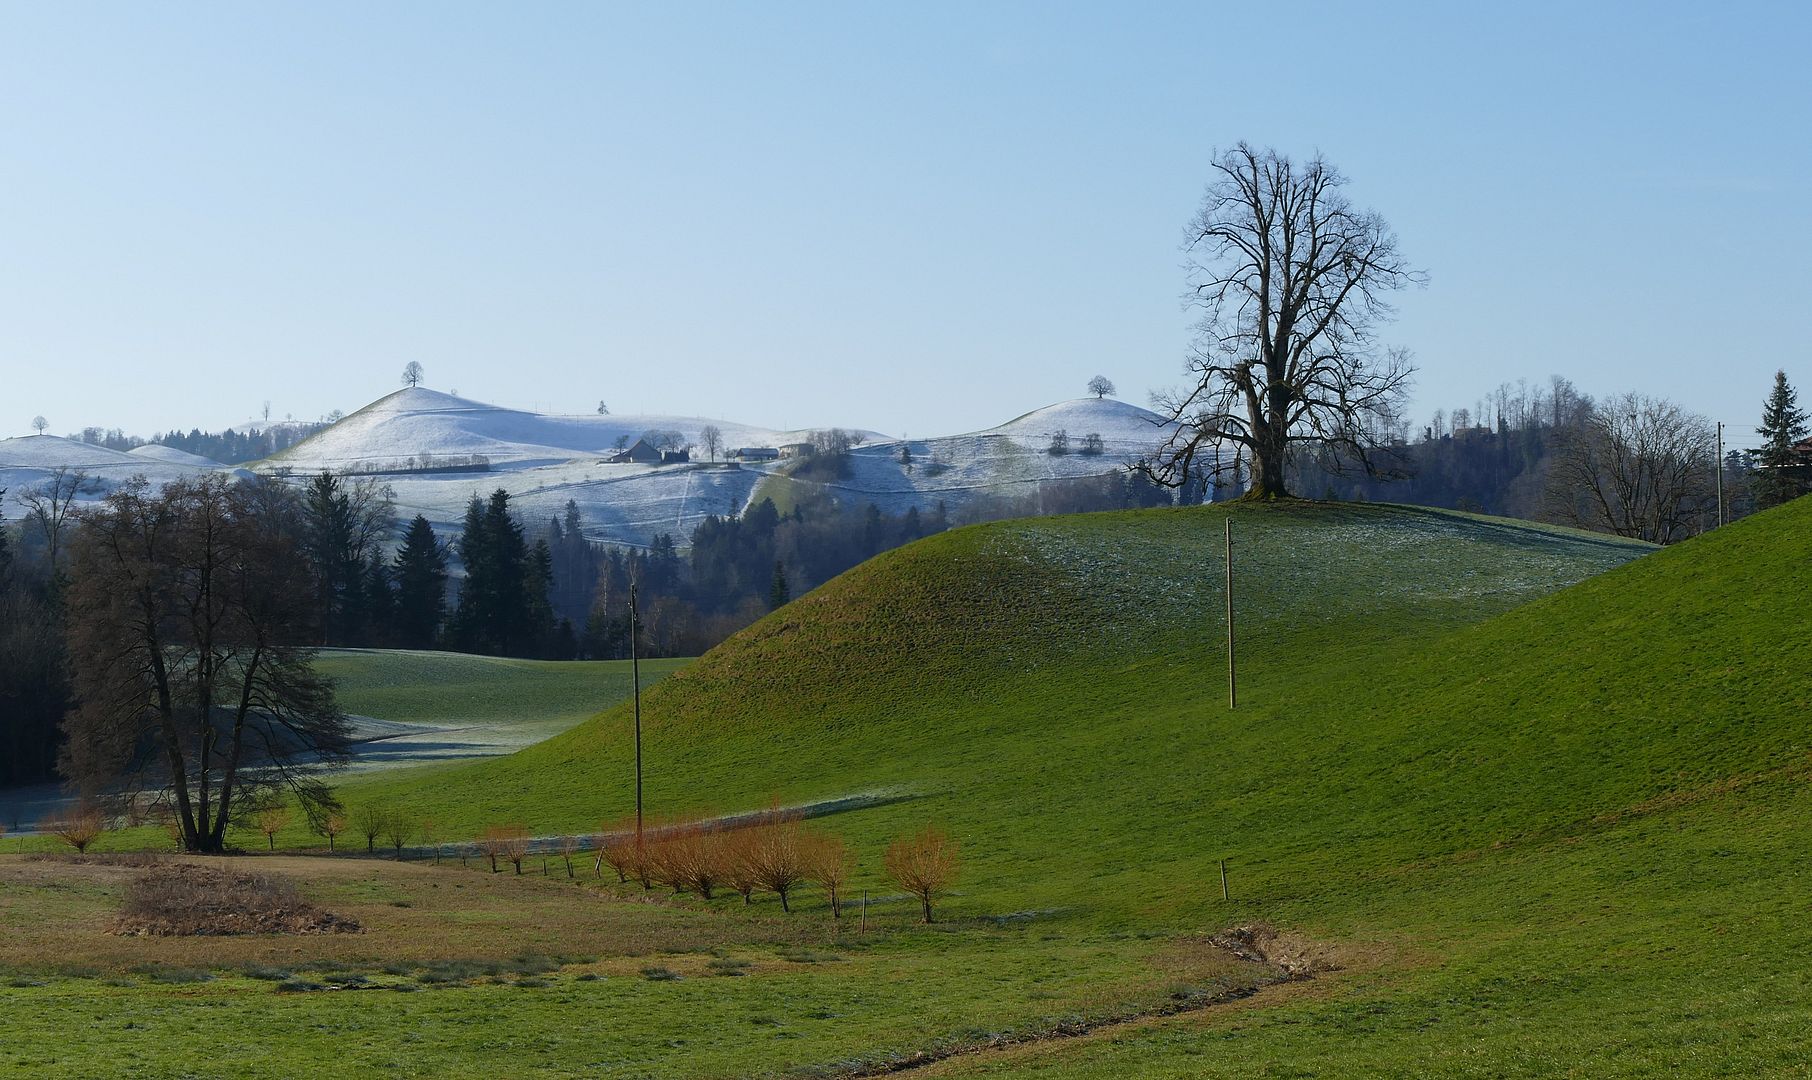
[0,435,216,518]
[267,388,886,472]
[765,397,1175,517]
[2,391,1175,550]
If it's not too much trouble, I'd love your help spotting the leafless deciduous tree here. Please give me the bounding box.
[254,805,291,850]
[699,425,724,462]
[19,468,99,570]
[1545,393,1717,544]
[31,416,49,434]
[61,477,351,853]
[1144,144,1423,499]
[884,826,959,924]
[401,361,424,388]
[1087,375,1115,399]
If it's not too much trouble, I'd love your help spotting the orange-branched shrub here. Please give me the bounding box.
[745,805,806,912]
[319,812,347,852]
[661,820,725,899]
[556,835,581,878]
[596,819,638,883]
[884,826,960,924]
[253,806,291,851]
[496,824,531,874]
[475,825,523,873]
[804,831,853,918]
[51,803,107,854]
[723,826,760,904]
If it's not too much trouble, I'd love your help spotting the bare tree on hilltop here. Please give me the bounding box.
[401,361,425,388]
[1544,393,1716,544]
[1087,375,1115,399]
[1143,144,1424,500]
[31,416,48,435]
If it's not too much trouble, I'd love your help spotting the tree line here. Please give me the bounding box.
[1271,370,1808,544]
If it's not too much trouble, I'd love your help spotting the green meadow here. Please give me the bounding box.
[7,498,1808,1077]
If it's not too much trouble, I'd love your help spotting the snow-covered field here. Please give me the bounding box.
[1,388,1173,550]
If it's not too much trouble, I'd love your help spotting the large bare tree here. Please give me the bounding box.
[1145,144,1422,499]
[1544,393,1717,544]
[18,467,99,572]
[61,476,351,852]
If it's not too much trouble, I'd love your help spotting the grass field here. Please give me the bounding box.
[318,648,691,760]
[9,498,1808,1076]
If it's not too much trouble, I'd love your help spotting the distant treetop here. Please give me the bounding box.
[1087,375,1115,399]
[402,361,425,388]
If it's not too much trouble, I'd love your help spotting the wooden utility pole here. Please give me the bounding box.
[1225,517,1237,710]
[631,581,643,842]
[1716,421,1725,527]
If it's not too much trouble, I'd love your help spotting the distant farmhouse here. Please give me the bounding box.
[607,438,663,464]
[734,446,779,462]
[778,442,815,459]
[607,437,691,465]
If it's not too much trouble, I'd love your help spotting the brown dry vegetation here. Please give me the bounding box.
[0,853,823,976]
[113,863,360,936]
[49,803,107,853]
[886,827,960,923]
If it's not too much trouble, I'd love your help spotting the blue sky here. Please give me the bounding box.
[2,2,1807,448]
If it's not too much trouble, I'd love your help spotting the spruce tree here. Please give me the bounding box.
[1754,370,1809,509]
[393,515,448,649]
[770,560,789,609]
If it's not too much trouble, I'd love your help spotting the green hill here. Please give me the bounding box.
[28,496,1812,1076]
[341,498,1812,1073]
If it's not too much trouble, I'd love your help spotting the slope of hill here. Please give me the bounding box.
[0,434,216,517]
[337,498,1812,1073]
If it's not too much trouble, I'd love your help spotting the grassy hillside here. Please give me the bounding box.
[318,648,692,748]
[19,497,1812,1076]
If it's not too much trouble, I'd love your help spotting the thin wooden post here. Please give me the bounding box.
[1225,518,1237,710]
[860,889,868,933]
[1220,859,1229,901]
[631,582,643,843]
[1716,421,1725,527]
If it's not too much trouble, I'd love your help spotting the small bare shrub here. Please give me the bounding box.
[884,826,960,924]
[353,802,390,854]
[723,826,761,905]
[804,832,853,918]
[478,825,530,874]
[596,819,637,883]
[746,805,806,912]
[254,806,291,851]
[50,803,107,854]
[556,835,581,878]
[318,812,346,853]
[382,811,414,860]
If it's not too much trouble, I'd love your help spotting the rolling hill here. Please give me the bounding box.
[335,496,1812,1073]
[3,388,1179,550]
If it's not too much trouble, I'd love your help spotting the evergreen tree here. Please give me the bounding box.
[361,557,396,646]
[452,490,533,656]
[1754,370,1809,509]
[0,491,11,583]
[526,538,556,657]
[770,560,789,609]
[393,515,448,649]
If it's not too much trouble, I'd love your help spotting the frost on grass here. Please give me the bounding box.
[981,505,1647,661]
[112,864,362,937]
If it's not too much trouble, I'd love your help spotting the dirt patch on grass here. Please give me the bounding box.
[1206,921,1342,978]
[112,864,362,936]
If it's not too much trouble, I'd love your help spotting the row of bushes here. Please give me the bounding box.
[16,800,963,925]
[481,809,960,924]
